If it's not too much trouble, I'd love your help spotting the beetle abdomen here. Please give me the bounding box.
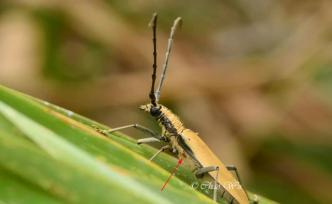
[181,129,249,204]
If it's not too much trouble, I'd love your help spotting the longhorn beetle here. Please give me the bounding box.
[98,13,257,204]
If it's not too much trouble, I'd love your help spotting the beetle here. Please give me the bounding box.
[98,13,256,204]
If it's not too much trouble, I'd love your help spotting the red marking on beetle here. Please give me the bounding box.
[160,158,183,191]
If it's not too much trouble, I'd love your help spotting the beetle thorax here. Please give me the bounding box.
[157,105,185,134]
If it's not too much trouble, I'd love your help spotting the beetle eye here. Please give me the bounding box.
[150,106,161,116]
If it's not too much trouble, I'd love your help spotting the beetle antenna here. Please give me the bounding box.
[149,12,158,106]
[155,17,182,102]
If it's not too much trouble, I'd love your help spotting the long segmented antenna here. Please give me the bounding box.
[149,13,158,106]
[155,17,182,102]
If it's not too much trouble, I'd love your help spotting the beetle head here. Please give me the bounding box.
[139,104,161,117]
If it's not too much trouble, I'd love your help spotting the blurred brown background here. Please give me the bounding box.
[1,0,332,203]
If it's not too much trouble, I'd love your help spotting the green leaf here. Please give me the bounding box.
[0,85,276,204]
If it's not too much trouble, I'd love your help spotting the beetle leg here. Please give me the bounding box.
[137,137,161,144]
[149,145,171,161]
[226,165,244,187]
[195,166,220,202]
[94,123,163,140]
[226,165,252,203]
[196,166,219,176]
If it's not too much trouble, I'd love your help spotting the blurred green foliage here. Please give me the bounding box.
[0,85,277,203]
